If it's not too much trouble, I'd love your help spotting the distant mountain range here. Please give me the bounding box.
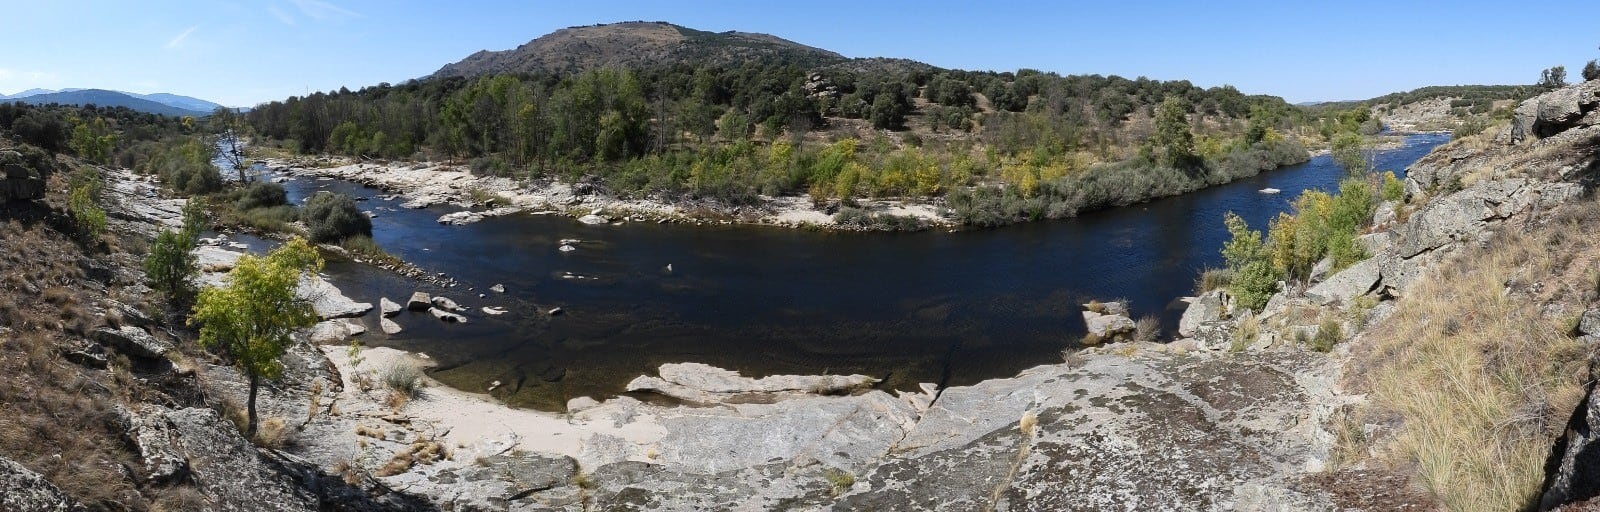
[0,88,223,117]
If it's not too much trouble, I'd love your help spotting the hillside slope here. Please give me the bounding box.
[430,21,848,78]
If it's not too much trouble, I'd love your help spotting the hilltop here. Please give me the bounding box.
[431,21,850,78]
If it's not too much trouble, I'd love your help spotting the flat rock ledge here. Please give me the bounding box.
[625,362,878,404]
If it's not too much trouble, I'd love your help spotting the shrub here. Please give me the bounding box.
[147,138,223,196]
[1311,319,1342,352]
[302,191,371,243]
[237,181,289,210]
[1380,171,1406,202]
[68,179,106,242]
[1196,267,1232,293]
[145,229,199,307]
[382,360,423,398]
[823,467,855,496]
[1134,315,1160,342]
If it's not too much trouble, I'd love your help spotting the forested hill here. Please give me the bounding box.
[431,21,848,78]
[244,21,1380,227]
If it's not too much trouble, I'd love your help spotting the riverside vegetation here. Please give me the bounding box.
[8,20,1600,511]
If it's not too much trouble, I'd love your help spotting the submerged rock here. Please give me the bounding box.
[578,214,610,225]
[429,308,467,323]
[431,296,465,312]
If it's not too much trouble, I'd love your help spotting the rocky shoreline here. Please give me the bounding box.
[259,156,952,231]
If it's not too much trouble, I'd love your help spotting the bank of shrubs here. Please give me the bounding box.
[948,138,1308,227]
[1221,173,1385,311]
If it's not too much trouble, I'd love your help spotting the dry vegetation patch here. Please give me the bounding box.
[1344,198,1600,511]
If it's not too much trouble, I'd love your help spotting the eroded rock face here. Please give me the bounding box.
[1539,378,1600,510]
[0,148,50,205]
[1306,258,1381,306]
[0,456,84,512]
[1516,80,1600,140]
[160,407,321,511]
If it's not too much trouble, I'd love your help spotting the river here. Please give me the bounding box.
[250,133,1449,409]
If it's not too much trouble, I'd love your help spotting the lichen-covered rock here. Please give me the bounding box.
[1178,290,1225,338]
[0,456,85,512]
[1306,258,1380,306]
[163,407,320,511]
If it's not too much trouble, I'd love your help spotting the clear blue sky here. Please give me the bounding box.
[3,1,1595,107]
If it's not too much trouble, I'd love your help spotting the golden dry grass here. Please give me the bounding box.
[1346,212,1597,511]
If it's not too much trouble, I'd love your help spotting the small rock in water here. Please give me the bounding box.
[490,284,505,293]
[478,293,486,298]
[559,244,576,252]
[548,307,564,316]
[665,263,673,273]
[482,306,507,316]
[487,380,501,392]
[380,317,402,335]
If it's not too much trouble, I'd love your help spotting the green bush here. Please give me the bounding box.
[1380,171,1405,202]
[67,168,106,241]
[147,138,223,196]
[1221,213,1280,312]
[145,228,198,307]
[302,191,371,243]
[237,181,289,210]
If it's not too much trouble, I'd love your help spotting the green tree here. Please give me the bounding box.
[145,198,208,307]
[67,168,106,242]
[1151,95,1194,167]
[1331,132,1369,176]
[68,117,116,164]
[1221,212,1279,311]
[190,238,323,438]
[1586,60,1600,82]
[1539,65,1568,90]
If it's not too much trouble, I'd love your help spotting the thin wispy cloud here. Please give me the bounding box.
[289,0,360,21]
[165,25,198,49]
[268,5,296,25]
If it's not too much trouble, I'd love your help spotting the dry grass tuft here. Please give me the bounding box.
[254,416,296,449]
[1346,222,1593,511]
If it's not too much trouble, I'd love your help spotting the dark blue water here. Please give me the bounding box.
[260,133,1449,409]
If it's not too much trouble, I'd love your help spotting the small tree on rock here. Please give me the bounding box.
[190,238,322,438]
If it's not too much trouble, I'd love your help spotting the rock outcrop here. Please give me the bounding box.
[406,291,432,311]
[0,148,48,204]
[0,456,84,512]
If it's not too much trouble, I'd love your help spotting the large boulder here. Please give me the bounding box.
[0,456,84,512]
[0,148,49,204]
[1082,302,1135,343]
[406,291,432,311]
[1178,291,1225,338]
[1515,80,1600,140]
[298,275,372,320]
[1306,258,1381,306]
[91,326,172,360]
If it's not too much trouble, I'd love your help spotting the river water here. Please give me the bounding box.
[256,133,1449,409]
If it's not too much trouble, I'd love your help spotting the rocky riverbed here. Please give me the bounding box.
[259,156,951,230]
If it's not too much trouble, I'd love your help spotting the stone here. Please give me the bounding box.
[429,308,467,323]
[160,407,320,510]
[307,319,366,343]
[490,283,505,293]
[1376,251,1425,298]
[548,307,564,316]
[91,326,172,360]
[1538,377,1600,509]
[106,300,156,328]
[0,456,85,512]
[431,296,464,312]
[566,396,601,413]
[1309,257,1333,284]
[126,407,190,484]
[406,291,432,311]
[558,244,576,252]
[1081,309,1135,341]
[655,362,877,395]
[1517,80,1600,139]
[1306,258,1381,306]
[1178,290,1225,338]
[380,317,403,335]
[1580,309,1600,337]
[298,275,372,319]
[380,297,402,317]
[578,214,609,225]
[481,306,507,316]
[1357,231,1392,256]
